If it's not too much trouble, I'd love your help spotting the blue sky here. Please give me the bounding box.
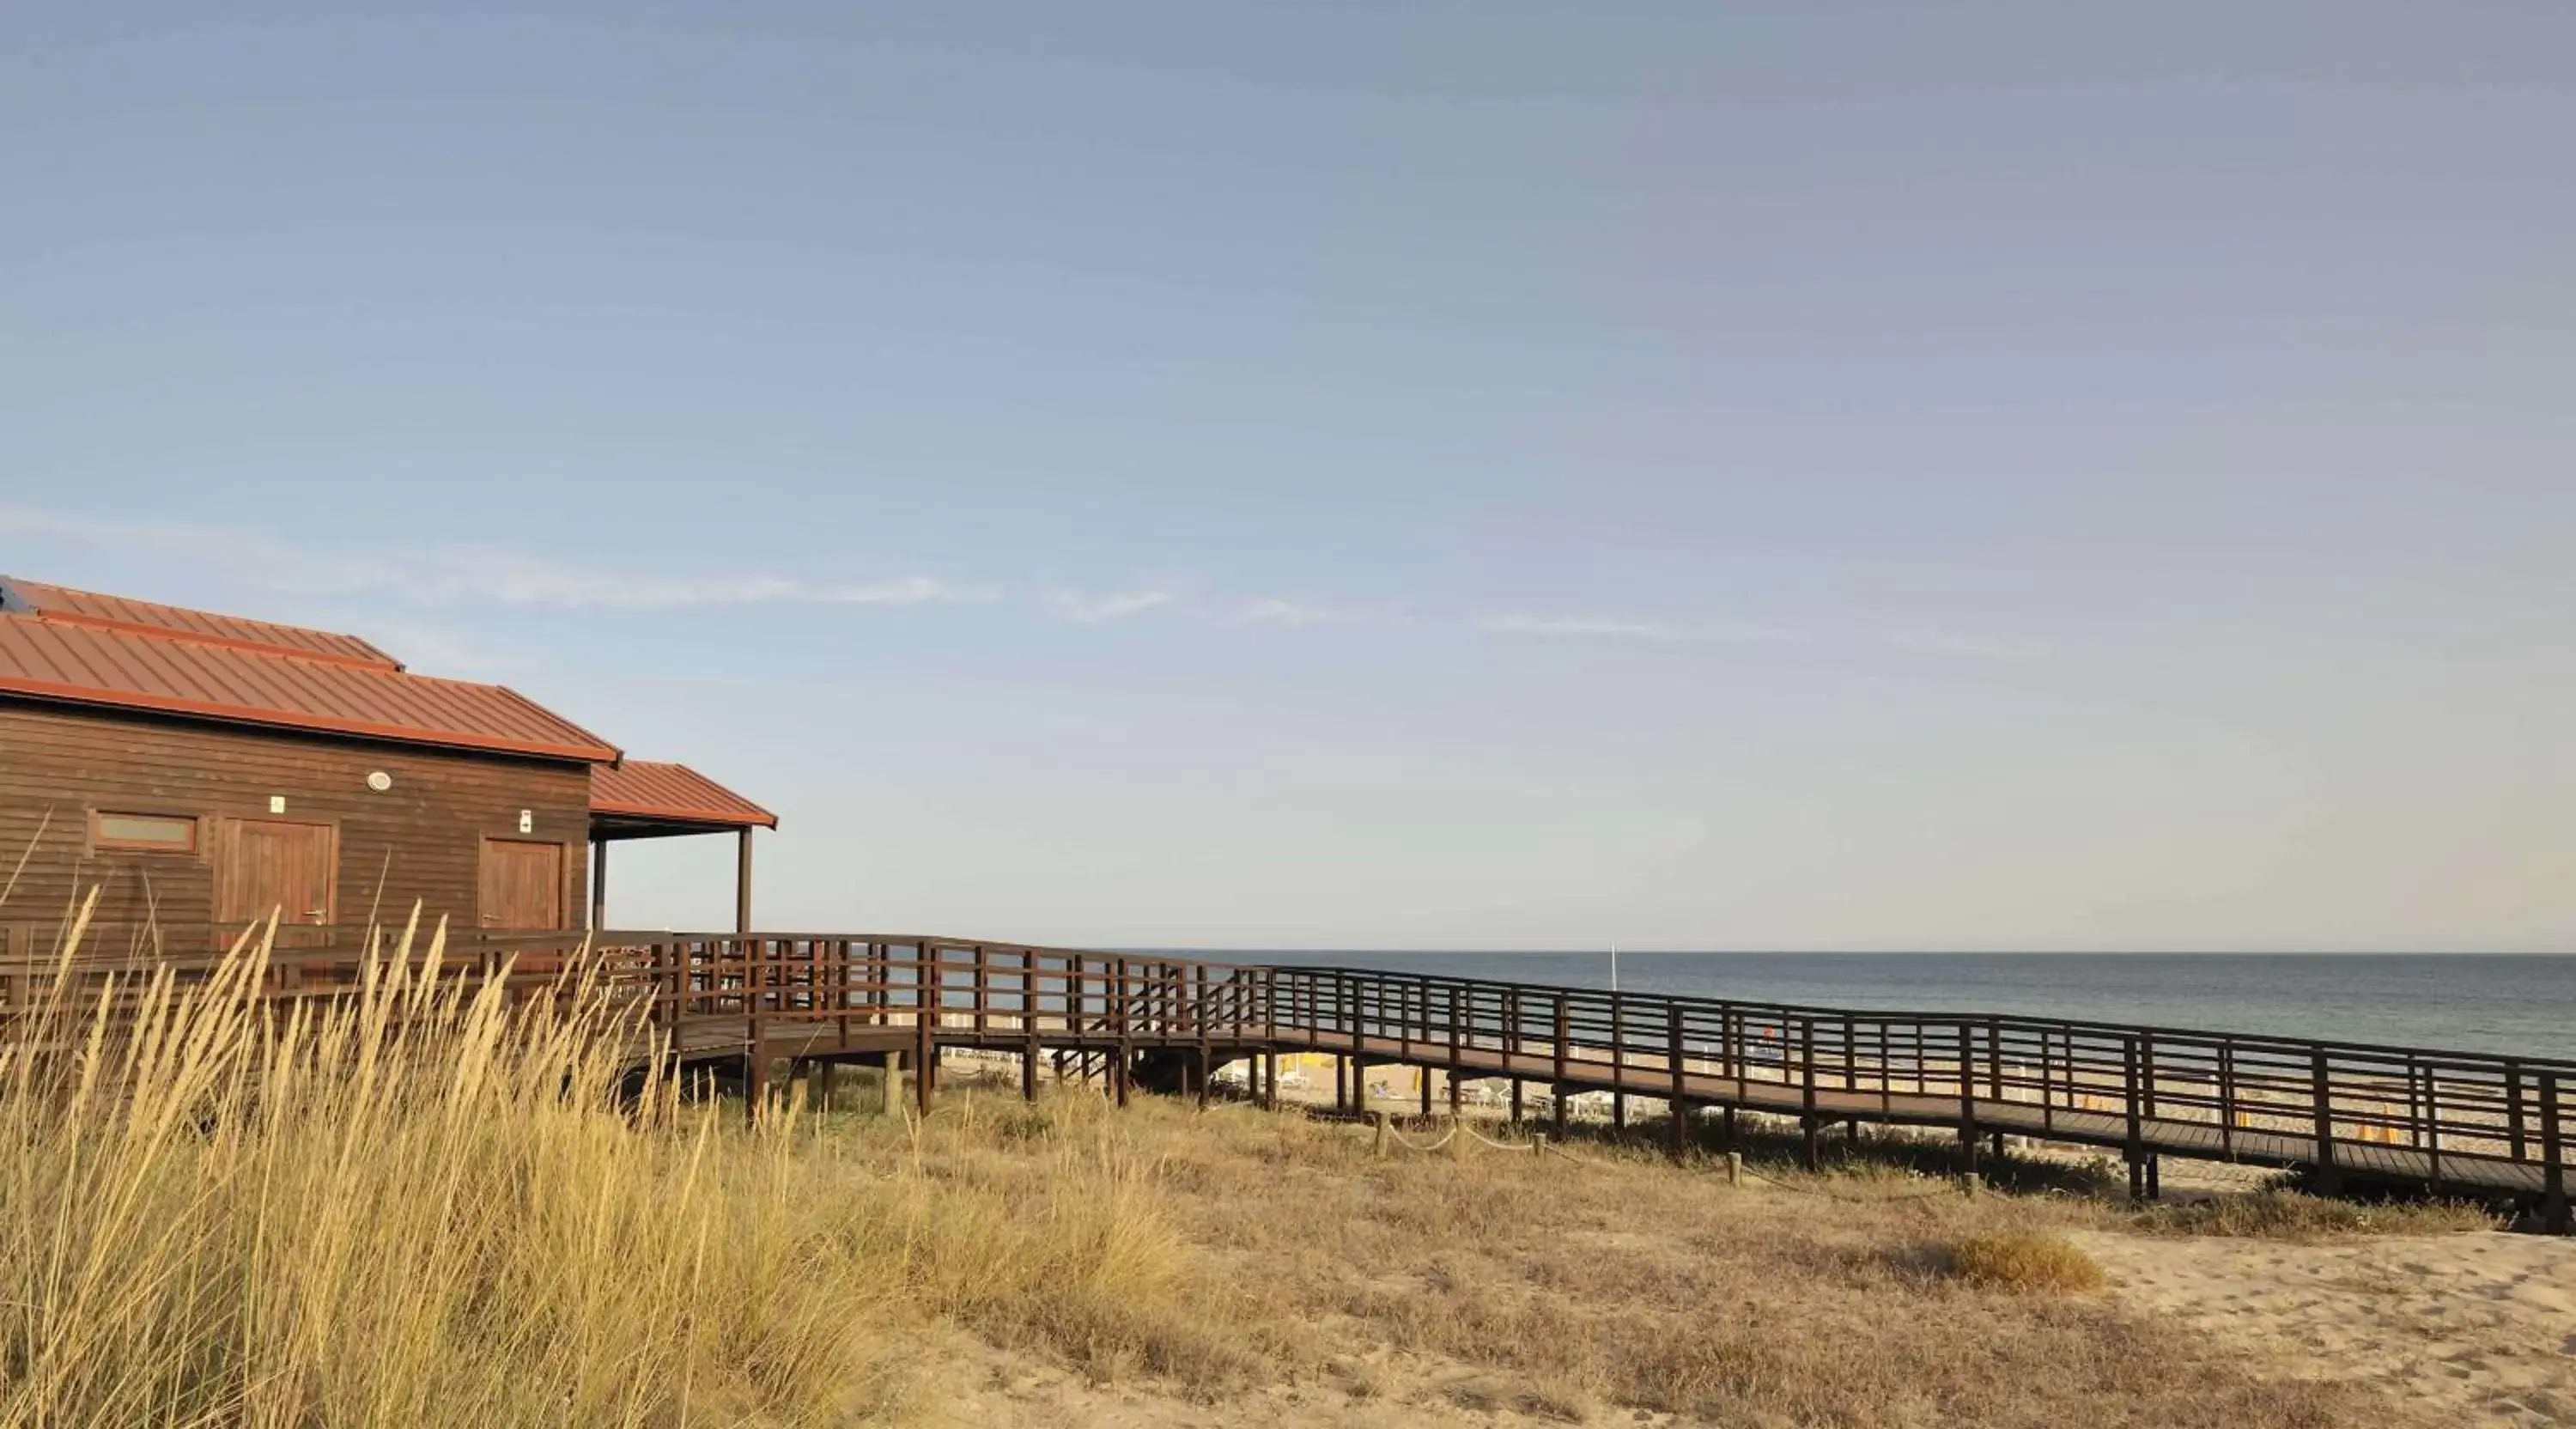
[5,2,2572,950]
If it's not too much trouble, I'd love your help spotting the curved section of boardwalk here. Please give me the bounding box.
[8,926,2569,1228]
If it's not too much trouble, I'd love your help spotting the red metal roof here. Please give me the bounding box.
[591,760,777,829]
[4,578,404,670]
[0,610,621,763]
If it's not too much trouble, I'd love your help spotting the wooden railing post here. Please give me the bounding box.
[2122,1035,2145,1200]
[1610,991,1626,1091]
[1958,1020,1979,1175]
[1113,956,1133,1108]
[2541,1073,2567,1236]
[2507,1060,2528,1161]
[2218,1042,2237,1159]
[1799,1017,1820,1170]
[2309,1046,2338,1190]
[1552,993,1570,1138]
[915,942,939,1116]
[1666,1003,1689,1157]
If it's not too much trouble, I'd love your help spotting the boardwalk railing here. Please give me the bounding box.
[3,926,2567,1227]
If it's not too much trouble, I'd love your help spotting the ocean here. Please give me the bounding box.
[1209,952,2576,1063]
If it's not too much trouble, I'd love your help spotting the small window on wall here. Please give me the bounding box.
[92,812,197,853]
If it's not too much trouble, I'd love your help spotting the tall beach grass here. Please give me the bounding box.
[0,894,1196,1427]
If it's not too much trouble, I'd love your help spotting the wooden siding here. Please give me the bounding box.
[0,702,589,937]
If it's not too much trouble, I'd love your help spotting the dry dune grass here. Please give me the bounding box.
[2127,1187,2500,1242]
[0,896,2445,1427]
[0,901,1212,1427]
[1937,1230,2110,1292]
[890,1067,2429,1427]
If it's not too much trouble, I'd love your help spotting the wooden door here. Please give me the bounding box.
[479,840,566,929]
[215,819,339,927]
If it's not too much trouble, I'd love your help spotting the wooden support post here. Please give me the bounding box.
[2542,1073,2567,1236]
[1613,1090,1626,1131]
[1334,1055,1349,1113]
[1447,1070,1461,1117]
[1197,1052,1212,1112]
[1722,1104,1738,1148]
[1419,1067,1433,1119]
[2145,1154,2161,1201]
[816,1061,838,1114]
[1022,1033,1041,1103]
[589,836,609,931]
[734,827,753,935]
[1509,1078,1524,1125]
[743,1048,768,1123]
[1551,1079,1568,1139]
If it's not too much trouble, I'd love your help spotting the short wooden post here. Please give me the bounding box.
[881,1049,904,1116]
[1372,1110,1389,1158]
[1725,1151,1742,1187]
[2541,1073,2567,1236]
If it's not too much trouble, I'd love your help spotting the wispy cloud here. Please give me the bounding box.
[1479,613,1804,645]
[1234,598,1388,629]
[1885,629,2047,660]
[0,507,991,611]
[1043,587,1176,623]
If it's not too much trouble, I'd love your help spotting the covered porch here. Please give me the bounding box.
[588,760,778,933]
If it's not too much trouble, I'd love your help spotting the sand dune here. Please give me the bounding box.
[2075,1230,2576,1427]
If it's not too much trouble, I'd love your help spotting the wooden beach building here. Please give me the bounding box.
[0,576,771,947]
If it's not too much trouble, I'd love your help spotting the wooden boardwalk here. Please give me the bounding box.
[8,927,2569,1226]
